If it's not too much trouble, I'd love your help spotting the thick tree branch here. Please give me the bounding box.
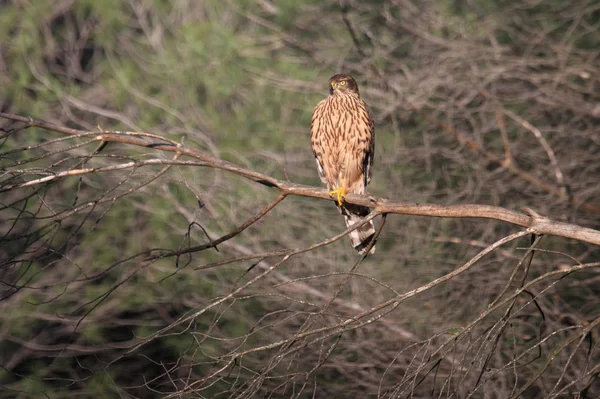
[2,111,599,246]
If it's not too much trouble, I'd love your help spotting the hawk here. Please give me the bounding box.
[310,74,376,254]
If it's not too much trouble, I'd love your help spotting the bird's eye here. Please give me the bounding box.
[340,81,347,86]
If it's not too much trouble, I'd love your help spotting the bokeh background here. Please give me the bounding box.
[1,1,599,397]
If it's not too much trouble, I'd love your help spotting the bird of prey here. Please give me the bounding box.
[310,74,376,254]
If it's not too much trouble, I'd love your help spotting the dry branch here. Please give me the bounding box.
[2,111,600,247]
[2,111,599,247]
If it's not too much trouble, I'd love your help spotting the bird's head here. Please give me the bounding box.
[329,74,360,96]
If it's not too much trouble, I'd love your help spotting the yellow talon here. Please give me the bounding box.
[328,186,346,206]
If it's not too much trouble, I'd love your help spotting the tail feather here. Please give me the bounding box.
[342,206,376,255]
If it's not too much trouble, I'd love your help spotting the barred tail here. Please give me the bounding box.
[342,206,376,255]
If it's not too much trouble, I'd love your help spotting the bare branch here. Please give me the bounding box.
[2,112,599,247]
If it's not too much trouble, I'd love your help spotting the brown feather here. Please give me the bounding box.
[310,74,376,254]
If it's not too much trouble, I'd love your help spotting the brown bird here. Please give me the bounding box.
[310,74,376,254]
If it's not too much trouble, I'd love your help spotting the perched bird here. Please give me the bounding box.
[310,74,376,254]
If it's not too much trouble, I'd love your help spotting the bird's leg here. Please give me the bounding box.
[328,185,346,206]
